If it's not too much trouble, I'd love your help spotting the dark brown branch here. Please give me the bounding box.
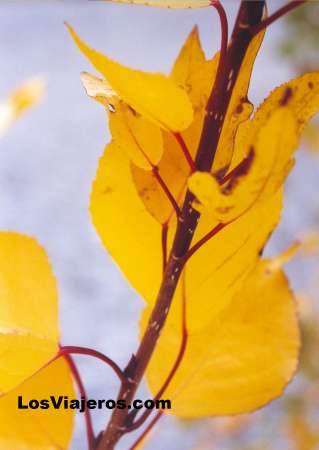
[96,3,265,449]
[161,222,168,274]
[126,275,188,432]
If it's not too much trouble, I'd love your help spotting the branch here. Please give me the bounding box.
[127,275,188,432]
[173,132,196,172]
[251,0,307,36]
[96,2,266,449]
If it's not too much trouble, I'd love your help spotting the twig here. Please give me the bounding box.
[173,132,196,172]
[251,0,307,36]
[152,166,180,217]
[58,346,125,384]
[64,354,95,450]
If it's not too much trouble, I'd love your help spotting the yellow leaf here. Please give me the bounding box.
[171,26,218,110]
[0,77,45,138]
[142,257,299,416]
[0,358,75,449]
[131,28,217,222]
[90,142,163,303]
[0,232,59,394]
[67,24,193,132]
[231,72,319,170]
[91,136,282,329]
[169,191,282,332]
[212,30,265,177]
[104,0,211,8]
[109,102,163,169]
[80,71,118,108]
[189,108,298,222]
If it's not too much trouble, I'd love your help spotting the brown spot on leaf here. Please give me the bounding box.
[279,87,293,106]
[308,81,314,89]
[235,103,244,114]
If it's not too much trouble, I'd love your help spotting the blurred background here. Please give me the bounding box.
[0,1,318,449]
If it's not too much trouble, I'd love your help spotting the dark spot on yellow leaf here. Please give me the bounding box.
[279,87,293,106]
[222,146,255,194]
[308,81,314,89]
[235,103,244,114]
[214,166,228,182]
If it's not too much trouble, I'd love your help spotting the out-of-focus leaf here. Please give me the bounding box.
[0,232,59,395]
[0,358,75,450]
[0,78,45,138]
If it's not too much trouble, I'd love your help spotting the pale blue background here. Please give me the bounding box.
[0,1,318,449]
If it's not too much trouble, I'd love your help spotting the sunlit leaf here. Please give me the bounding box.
[0,232,59,395]
[231,72,319,169]
[189,108,298,222]
[67,24,193,132]
[109,102,163,169]
[80,71,118,107]
[0,358,75,449]
[142,255,300,416]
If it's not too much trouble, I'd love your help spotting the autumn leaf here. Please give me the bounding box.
[0,232,59,395]
[141,253,300,416]
[67,24,193,132]
[188,107,298,222]
[0,358,75,450]
[73,17,319,420]
[0,78,45,138]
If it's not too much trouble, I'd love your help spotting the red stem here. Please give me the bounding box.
[127,122,180,217]
[211,0,228,73]
[173,133,196,172]
[127,275,188,432]
[251,0,307,35]
[58,346,125,384]
[186,222,226,261]
[128,412,163,450]
[64,354,95,450]
[152,166,180,217]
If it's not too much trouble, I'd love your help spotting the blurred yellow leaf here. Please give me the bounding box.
[0,358,75,450]
[0,232,59,395]
[0,77,45,138]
